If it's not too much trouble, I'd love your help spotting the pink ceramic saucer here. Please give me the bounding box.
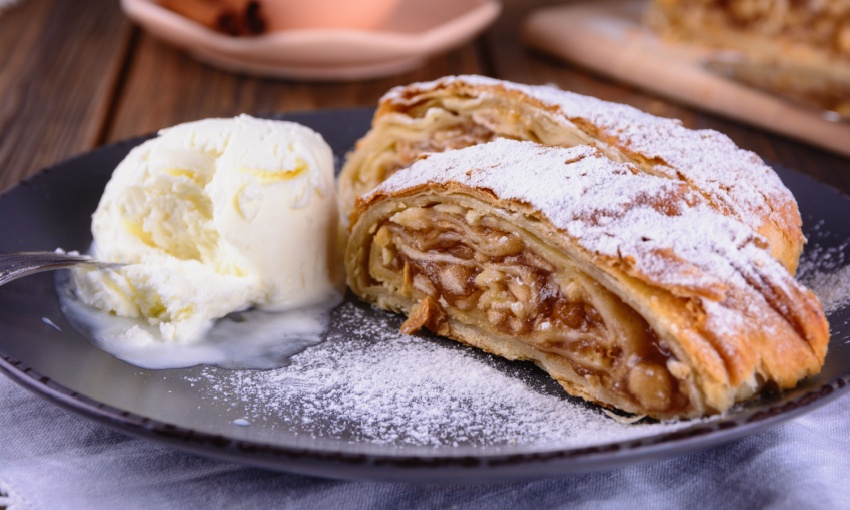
[121,0,501,80]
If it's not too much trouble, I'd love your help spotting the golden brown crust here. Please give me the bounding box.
[345,140,828,419]
[339,75,805,275]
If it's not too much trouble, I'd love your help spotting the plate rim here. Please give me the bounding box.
[2,349,847,482]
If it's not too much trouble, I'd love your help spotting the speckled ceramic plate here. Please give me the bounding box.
[1,109,848,482]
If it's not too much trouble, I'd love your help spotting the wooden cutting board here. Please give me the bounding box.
[522,0,850,157]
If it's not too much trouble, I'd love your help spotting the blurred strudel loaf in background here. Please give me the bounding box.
[646,0,850,116]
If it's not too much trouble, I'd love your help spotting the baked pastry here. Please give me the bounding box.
[338,75,805,274]
[647,0,850,64]
[646,0,850,116]
[345,139,828,419]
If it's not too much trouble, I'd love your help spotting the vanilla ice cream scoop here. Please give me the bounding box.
[73,115,342,343]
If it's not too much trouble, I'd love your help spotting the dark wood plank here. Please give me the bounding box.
[0,0,133,192]
[486,0,850,195]
[105,31,485,141]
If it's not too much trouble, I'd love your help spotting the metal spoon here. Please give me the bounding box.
[0,251,123,287]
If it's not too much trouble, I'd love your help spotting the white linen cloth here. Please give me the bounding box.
[1,371,849,509]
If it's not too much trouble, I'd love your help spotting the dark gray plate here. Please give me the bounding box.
[1,109,848,482]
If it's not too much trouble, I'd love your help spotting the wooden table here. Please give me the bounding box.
[2,0,849,195]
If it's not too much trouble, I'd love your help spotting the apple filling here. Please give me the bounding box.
[365,202,690,413]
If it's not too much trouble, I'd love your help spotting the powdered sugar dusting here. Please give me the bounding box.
[369,139,792,307]
[192,302,700,448]
[382,75,796,237]
[803,263,850,315]
[798,224,850,315]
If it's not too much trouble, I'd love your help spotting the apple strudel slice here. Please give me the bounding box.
[345,139,828,419]
[338,75,804,274]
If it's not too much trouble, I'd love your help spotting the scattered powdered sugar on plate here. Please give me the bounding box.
[185,221,848,449]
[801,263,850,315]
[186,223,850,450]
[797,221,850,316]
[192,301,702,448]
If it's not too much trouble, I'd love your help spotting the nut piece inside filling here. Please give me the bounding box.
[366,202,688,413]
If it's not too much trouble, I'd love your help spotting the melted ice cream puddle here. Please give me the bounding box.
[57,270,341,369]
